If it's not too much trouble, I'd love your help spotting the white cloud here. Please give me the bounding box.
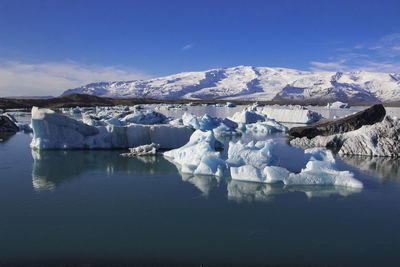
[182,43,194,51]
[309,32,400,73]
[0,61,151,97]
[310,60,350,72]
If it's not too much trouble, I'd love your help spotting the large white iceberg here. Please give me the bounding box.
[228,144,362,189]
[163,130,227,176]
[30,107,194,150]
[284,148,363,188]
[164,130,362,188]
[257,106,322,124]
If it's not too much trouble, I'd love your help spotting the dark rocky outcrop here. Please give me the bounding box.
[288,104,386,139]
[0,114,19,133]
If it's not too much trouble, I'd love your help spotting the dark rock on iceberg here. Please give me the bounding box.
[0,114,19,133]
[288,104,386,139]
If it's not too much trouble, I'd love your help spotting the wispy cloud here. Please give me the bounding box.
[310,32,400,73]
[182,43,194,51]
[0,61,151,97]
[310,60,350,72]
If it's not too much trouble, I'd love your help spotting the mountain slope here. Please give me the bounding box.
[61,66,400,102]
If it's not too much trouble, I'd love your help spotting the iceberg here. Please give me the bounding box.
[163,130,227,177]
[30,107,194,150]
[164,128,362,188]
[284,148,363,188]
[120,109,167,125]
[182,112,221,130]
[229,110,266,124]
[258,106,322,124]
[290,116,400,157]
[228,142,362,188]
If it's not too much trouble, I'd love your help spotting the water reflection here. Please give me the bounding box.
[0,132,16,144]
[228,180,285,202]
[32,149,364,199]
[31,150,177,191]
[228,180,361,202]
[340,155,400,181]
[180,173,221,197]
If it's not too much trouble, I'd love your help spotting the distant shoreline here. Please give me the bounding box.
[1,93,400,110]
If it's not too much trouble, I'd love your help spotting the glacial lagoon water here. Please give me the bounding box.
[1,106,400,266]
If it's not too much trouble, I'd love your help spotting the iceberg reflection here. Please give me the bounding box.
[228,180,361,202]
[31,149,177,191]
[180,172,220,197]
[340,155,400,181]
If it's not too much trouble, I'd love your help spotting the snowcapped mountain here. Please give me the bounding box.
[61,66,400,102]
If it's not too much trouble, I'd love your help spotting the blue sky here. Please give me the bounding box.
[0,0,399,96]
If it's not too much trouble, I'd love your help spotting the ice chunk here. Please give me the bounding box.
[17,123,33,133]
[182,112,221,130]
[226,102,236,107]
[238,120,288,135]
[228,142,362,189]
[70,107,81,115]
[164,130,227,176]
[213,124,241,137]
[229,110,266,124]
[227,140,278,169]
[283,148,363,188]
[121,109,167,125]
[120,143,160,156]
[258,107,322,124]
[222,118,238,129]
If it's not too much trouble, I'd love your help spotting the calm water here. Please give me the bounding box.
[1,108,400,266]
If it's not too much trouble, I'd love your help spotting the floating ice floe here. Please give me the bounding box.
[120,143,160,157]
[290,116,400,157]
[229,146,362,188]
[30,107,194,150]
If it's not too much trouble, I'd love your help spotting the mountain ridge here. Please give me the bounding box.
[61,66,400,103]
